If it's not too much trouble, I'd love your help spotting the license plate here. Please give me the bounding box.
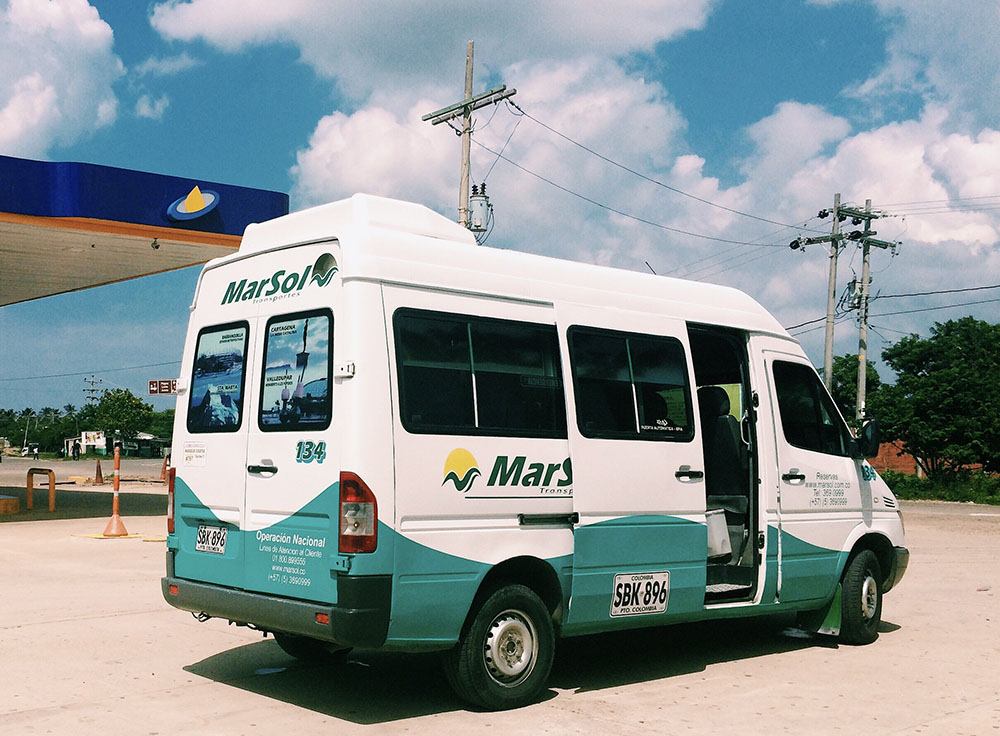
[610,571,670,617]
[195,524,228,554]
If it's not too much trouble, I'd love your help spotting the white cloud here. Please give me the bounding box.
[150,0,716,101]
[150,0,1000,364]
[133,52,201,77]
[0,0,123,157]
[291,100,455,208]
[136,93,170,120]
[852,1,1000,129]
[741,102,850,186]
[0,74,58,154]
[292,58,690,269]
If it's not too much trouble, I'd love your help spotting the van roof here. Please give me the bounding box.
[213,194,789,338]
[239,193,477,253]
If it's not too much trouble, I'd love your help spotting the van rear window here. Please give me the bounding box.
[187,322,249,433]
[258,310,332,431]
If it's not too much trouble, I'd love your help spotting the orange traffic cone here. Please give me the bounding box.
[95,459,103,485]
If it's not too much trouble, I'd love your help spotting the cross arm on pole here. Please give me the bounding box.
[422,86,517,125]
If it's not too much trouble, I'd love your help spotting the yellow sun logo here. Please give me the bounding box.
[442,448,481,492]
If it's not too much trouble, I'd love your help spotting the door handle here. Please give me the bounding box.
[782,471,806,483]
[248,464,278,475]
[675,466,704,480]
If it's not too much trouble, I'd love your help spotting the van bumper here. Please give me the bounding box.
[884,545,909,593]
[161,554,391,647]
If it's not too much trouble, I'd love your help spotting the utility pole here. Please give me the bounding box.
[459,41,474,229]
[791,195,899,402]
[823,193,842,390]
[848,199,896,422]
[789,193,845,389]
[422,41,516,230]
[83,375,103,404]
[856,201,873,423]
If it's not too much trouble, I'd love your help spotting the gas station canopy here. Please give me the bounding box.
[0,155,289,306]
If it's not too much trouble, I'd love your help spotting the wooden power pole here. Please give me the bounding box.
[422,41,516,228]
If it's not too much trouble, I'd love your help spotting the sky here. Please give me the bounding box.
[1,0,999,414]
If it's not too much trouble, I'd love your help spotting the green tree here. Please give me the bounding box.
[94,389,153,441]
[869,317,1000,479]
[145,408,176,438]
[823,353,882,426]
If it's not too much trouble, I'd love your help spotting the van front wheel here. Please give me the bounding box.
[444,584,554,710]
[840,549,882,645]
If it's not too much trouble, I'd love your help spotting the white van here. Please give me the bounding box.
[162,194,908,710]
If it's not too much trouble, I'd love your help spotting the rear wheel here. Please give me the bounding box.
[272,632,351,662]
[840,549,882,645]
[444,584,554,710]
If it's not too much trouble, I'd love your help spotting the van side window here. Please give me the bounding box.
[187,322,249,433]
[259,310,332,431]
[569,327,693,440]
[772,361,851,456]
[394,310,567,438]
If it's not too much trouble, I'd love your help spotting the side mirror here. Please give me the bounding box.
[856,417,881,458]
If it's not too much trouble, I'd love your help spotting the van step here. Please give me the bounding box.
[706,583,750,594]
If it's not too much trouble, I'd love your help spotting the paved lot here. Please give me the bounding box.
[1,500,998,735]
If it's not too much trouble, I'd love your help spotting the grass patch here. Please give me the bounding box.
[881,470,1000,505]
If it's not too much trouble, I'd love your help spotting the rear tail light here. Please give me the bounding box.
[339,471,377,553]
[167,467,176,534]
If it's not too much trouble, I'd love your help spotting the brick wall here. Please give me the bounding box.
[870,441,921,476]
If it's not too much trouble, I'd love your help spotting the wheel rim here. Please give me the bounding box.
[861,574,879,621]
[483,608,538,687]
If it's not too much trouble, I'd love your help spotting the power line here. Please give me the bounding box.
[472,136,789,247]
[507,100,827,233]
[869,297,1000,318]
[784,295,1000,332]
[0,360,181,383]
[873,283,1000,300]
[875,194,1000,207]
[669,218,817,278]
[886,204,1000,216]
[785,315,828,331]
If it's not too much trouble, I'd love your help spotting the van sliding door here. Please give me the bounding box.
[557,304,707,631]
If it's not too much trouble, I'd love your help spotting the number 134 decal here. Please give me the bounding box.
[295,440,327,464]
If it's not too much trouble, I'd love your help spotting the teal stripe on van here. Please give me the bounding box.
[564,515,707,634]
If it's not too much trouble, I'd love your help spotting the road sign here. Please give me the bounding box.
[149,379,178,395]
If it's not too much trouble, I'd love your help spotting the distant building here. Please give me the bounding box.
[869,441,923,477]
[105,431,170,458]
[63,431,107,457]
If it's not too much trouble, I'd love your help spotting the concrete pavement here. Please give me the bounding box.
[0,501,997,734]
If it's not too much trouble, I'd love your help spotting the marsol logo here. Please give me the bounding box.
[442,448,481,492]
[442,448,573,493]
[221,252,339,305]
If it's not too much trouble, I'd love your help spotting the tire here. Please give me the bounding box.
[443,584,555,710]
[840,549,883,645]
[272,632,351,663]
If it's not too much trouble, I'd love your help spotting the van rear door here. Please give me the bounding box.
[173,242,342,602]
[241,243,342,604]
[174,314,255,590]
